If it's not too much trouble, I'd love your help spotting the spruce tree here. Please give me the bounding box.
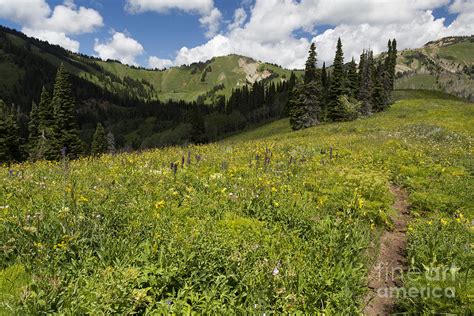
[320,62,330,121]
[106,131,116,154]
[32,86,56,160]
[28,101,40,157]
[346,57,359,98]
[358,50,375,115]
[0,100,21,163]
[289,45,322,130]
[304,43,317,84]
[373,61,389,112]
[289,81,320,130]
[282,72,297,118]
[389,39,397,90]
[38,86,54,130]
[328,38,346,121]
[91,123,108,155]
[51,64,83,159]
[0,100,10,163]
[189,106,207,143]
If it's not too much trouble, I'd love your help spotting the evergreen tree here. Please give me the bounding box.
[289,45,322,130]
[320,62,330,121]
[189,106,207,143]
[0,100,21,163]
[304,43,317,84]
[28,101,40,156]
[38,86,53,130]
[91,123,108,155]
[282,72,297,117]
[51,64,83,159]
[106,131,116,154]
[346,57,359,98]
[373,61,389,112]
[388,39,397,90]
[358,50,375,115]
[328,38,346,121]
[289,81,320,130]
[32,86,56,160]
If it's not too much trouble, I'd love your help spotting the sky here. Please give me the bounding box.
[0,0,473,69]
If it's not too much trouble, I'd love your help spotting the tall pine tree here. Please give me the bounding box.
[304,43,317,84]
[0,100,21,163]
[289,43,321,130]
[346,57,359,99]
[28,101,40,157]
[51,64,83,159]
[328,38,346,121]
[91,123,108,155]
[358,50,375,115]
[373,61,389,112]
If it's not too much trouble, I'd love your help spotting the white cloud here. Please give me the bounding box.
[42,4,103,35]
[94,32,144,65]
[154,0,472,69]
[125,0,222,39]
[199,8,222,38]
[125,0,214,14]
[148,56,174,69]
[0,0,103,52]
[22,28,80,52]
[228,8,247,31]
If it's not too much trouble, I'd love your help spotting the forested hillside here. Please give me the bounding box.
[395,35,474,101]
[0,26,294,156]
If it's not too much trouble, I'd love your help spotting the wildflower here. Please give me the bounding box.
[440,218,448,226]
[23,226,37,233]
[357,197,364,209]
[155,200,166,209]
[221,188,227,194]
[273,201,280,207]
[78,196,88,203]
[370,223,375,230]
[271,187,278,193]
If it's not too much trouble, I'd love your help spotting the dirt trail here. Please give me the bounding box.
[364,185,410,315]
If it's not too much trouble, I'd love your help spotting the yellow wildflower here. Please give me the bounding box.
[155,200,166,209]
[440,218,448,226]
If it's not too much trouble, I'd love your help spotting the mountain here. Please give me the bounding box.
[0,26,294,106]
[394,35,474,101]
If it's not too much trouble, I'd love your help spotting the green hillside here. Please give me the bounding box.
[395,36,474,101]
[1,92,472,314]
[0,26,294,104]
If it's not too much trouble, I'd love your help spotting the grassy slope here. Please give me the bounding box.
[1,92,472,314]
[98,55,294,102]
[395,38,474,100]
[1,29,296,103]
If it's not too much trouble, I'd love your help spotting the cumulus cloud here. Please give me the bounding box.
[199,8,223,38]
[228,8,247,32]
[148,56,174,69]
[152,0,472,69]
[125,0,214,14]
[94,32,144,65]
[125,0,222,39]
[0,0,103,52]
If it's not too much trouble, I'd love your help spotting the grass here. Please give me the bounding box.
[1,97,473,313]
[395,74,439,90]
[437,42,474,65]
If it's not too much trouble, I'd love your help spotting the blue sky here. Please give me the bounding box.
[0,0,471,69]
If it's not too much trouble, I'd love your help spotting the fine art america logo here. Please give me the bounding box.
[374,262,460,298]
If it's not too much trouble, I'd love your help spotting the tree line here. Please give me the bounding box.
[0,64,293,164]
[289,38,397,130]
